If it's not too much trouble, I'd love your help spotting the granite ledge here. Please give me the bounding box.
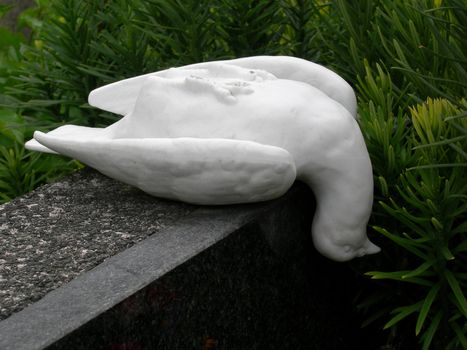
[0,168,320,350]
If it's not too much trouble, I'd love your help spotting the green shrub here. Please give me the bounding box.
[0,107,79,203]
[362,96,466,349]
[332,1,466,348]
[0,1,80,203]
[311,0,466,102]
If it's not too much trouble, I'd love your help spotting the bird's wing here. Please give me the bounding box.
[88,56,356,117]
[31,132,296,205]
[25,125,106,154]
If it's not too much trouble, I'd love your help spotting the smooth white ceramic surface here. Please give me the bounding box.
[26,56,380,261]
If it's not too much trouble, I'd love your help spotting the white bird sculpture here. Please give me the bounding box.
[25,56,380,261]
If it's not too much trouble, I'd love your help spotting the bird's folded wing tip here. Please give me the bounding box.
[25,137,58,154]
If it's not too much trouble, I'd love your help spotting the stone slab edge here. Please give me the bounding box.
[0,188,299,350]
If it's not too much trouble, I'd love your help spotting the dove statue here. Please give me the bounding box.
[25,56,380,261]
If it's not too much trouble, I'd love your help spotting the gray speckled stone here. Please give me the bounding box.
[0,168,379,350]
[0,168,195,321]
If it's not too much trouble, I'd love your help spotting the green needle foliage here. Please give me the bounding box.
[0,139,79,203]
[0,108,79,203]
[134,0,228,66]
[0,1,80,204]
[331,1,466,348]
[362,97,466,349]
[0,0,465,348]
[214,0,284,57]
